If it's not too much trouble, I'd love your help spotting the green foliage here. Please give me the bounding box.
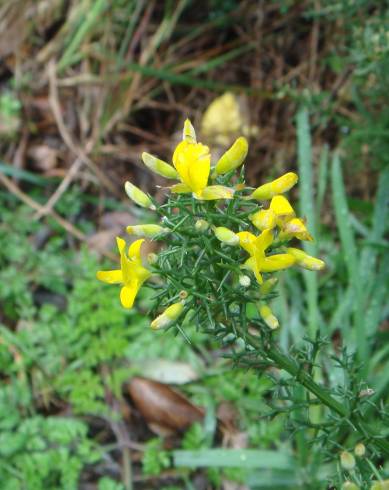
[142,438,170,476]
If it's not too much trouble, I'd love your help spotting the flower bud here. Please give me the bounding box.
[286,248,325,271]
[183,118,196,143]
[215,136,248,175]
[151,302,184,330]
[249,172,298,200]
[147,253,158,265]
[127,224,169,238]
[259,303,279,330]
[125,181,155,210]
[354,443,366,457]
[239,275,251,287]
[260,277,278,295]
[213,226,239,246]
[370,480,389,490]
[340,451,356,471]
[142,152,178,179]
[250,209,276,231]
[342,482,359,490]
[195,219,209,232]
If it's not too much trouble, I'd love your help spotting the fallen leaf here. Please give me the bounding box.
[135,359,200,385]
[128,377,204,435]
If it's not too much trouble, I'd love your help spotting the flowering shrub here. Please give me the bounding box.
[97,119,389,461]
[98,119,323,328]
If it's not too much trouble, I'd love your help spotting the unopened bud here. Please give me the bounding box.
[151,302,184,330]
[354,443,366,457]
[340,451,356,471]
[239,275,251,287]
[142,152,178,179]
[214,226,239,246]
[183,118,196,143]
[249,172,298,200]
[147,253,158,265]
[195,219,209,232]
[125,181,155,210]
[286,247,325,271]
[359,388,374,398]
[370,480,389,490]
[342,482,359,490]
[215,137,248,175]
[127,224,169,238]
[179,290,188,300]
[259,303,279,330]
[260,277,278,295]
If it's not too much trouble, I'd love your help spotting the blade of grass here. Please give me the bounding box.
[316,144,329,219]
[331,153,367,368]
[173,449,294,469]
[297,108,319,339]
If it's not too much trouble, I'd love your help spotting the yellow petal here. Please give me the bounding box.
[215,136,248,175]
[116,236,126,254]
[250,209,276,231]
[120,285,137,309]
[249,172,298,200]
[96,269,123,284]
[260,254,295,272]
[237,231,257,254]
[254,229,273,255]
[259,277,278,295]
[128,238,145,261]
[170,183,192,193]
[142,152,178,179]
[243,256,263,284]
[199,185,235,200]
[283,218,313,241]
[187,151,210,194]
[270,195,295,220]
[183,119,196,143]
[172,141,191,185]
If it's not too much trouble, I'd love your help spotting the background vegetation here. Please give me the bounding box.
[0,1,388,488]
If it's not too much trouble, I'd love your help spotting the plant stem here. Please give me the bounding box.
[246,334,389,456]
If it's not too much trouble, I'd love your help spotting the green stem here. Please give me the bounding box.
[247,335,389,456]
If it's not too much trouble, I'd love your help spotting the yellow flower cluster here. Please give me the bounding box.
[97,119,325,330]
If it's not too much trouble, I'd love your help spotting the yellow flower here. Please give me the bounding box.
[151,302,184,330]
[214,136,248,175]
[287,247,325,271]
[251,195,313,242]
[126,224,169,238]
[171,119,234,200]
[248,172,298,200]
[96,237,151,309]
[124,181,155,210]
[237,229,295,284]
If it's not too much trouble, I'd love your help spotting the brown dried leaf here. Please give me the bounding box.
[128,377,204,435]
[28,144,59,171]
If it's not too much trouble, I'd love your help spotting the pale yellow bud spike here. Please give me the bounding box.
[215,136,248,175]
[142,152,178,179]
[151,302,184,330]
[126,224,169,238]
[213,226,239,246]
[287,247,325,271]
[259,277,278,295]
[249,172,298,201]
[124,181,155,210]
[259,304,279,330]
[183,118,196,143]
